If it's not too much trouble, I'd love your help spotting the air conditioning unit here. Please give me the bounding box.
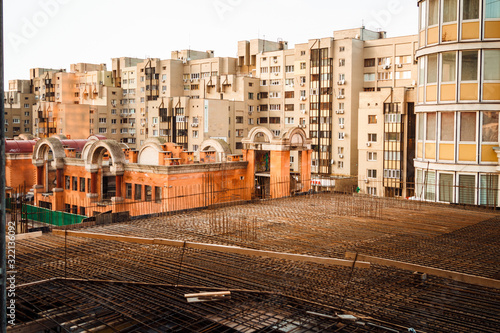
[338,80,345,85]
[131,133,135,136]
[366,142,371,147]
[274,73,279,76]
[300,96,306,101]
[336,109,344,114]
[273,59,278,63]
[339,154,344,159]
[340,124,344,129]
[331,159,335,164]
[383,65,391,70]
[337,95,345,99]
[300,82,305,86]
[412,80,416,86]
[152,124,156,127]
[301,110,306,114]
[190,123,198,127]
[190,79,194,82]
[364,179,369,183]
[397,64,403,68]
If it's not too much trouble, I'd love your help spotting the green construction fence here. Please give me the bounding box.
[24,205,87,226]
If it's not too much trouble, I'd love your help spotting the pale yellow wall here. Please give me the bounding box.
[458,144,476,161]
[439,143,454,160]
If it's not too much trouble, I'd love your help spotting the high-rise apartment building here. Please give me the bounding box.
[4,80,35,138]
[415,0,500,205]
[357,35,418,198]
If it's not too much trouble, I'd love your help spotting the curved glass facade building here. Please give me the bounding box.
[415,0,500,205]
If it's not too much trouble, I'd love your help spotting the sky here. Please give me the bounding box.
[4,0,418,86]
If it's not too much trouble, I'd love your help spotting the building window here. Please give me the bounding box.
[248,92,254,100]
[463,0,480,20]
[270,66,280,73]
[193,145,199,151]
[458,174,475,205]
[425,171,436,201]
[368,133,377,142]
[395,71,412,79]
[482,111,499,142]
[72,177,78,191]
[426,112,436,141]
[461,51,478,81]
[192,130,199,138]
[339,46,345,52]
[236,116,243,124]
[155,186,162,204]
[384,169,401,179]
[285,65,294,73]
[486,0,500,18]
[368,115,377,124]
[260,80,267,86]
[248,118,254,125]
[480,174,499,206]
[427,54,438,84]
[367,169,377,178]
[145,185,152,202]
[134,184,142,201]
[300,62,306,70]
[460,112,476,141]
[236,129,244,137]
[439,173,454,203]
[484,50,500,81]
[80,177,85,192]
[338,132,345,140]
[285,117,294,124]
[367,187,376,195]
[364,58,375,67]
[378,72,393,80]
[126,183,132,199]
[441,52,457,82]
[364,73,375,82]
[65,176,70,190]
[428,0,439,26]
[385,133,401,141]
[443,0,458,24]
[439,112,454,141]
[368,152,377,161]
[339,59,345,67]
[260,67,268,74]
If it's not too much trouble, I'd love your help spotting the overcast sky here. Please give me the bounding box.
[4,0,418,86]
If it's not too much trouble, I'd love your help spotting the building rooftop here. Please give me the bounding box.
[13,194,500,332]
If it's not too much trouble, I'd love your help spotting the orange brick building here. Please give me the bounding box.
[27,127,311,217]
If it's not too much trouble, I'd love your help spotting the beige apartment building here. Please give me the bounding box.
[4,80,36,138]
[357,35,418,198]
[16,27,464,200]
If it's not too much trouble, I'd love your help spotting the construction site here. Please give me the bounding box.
[8,192,500,333]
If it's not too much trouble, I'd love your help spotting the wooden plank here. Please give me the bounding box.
[6,231,43,242]
[51,230,370,268]
[345,252,500,289]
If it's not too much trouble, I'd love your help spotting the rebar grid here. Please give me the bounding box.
[10,193,500,332]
